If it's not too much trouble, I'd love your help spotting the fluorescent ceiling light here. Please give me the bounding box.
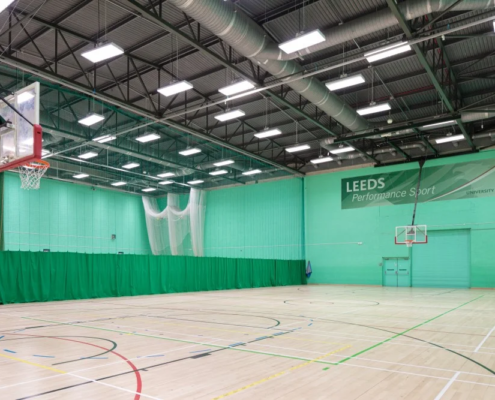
[159,180,174,185]
[279,30,326,54]
[330,146,354,154]
[78,151,98,159]
[122,162,140,169]
[78,113,105,126]
[357,102,391,116]
[242,169,262,176]
[0,1,14,14]
[17,91,34,104]
[142,188,156,192]
[214,109,245,122]
[326,74,365,91]
[310,156,334,164]
[214,159,234,167]
[435,134,465,144]
[136,133,160,143]
[219,80,255,96]
[111,181,126,187]
[286,144,310,153]
[364,42,412,63]
[73,173,89,179]
[421,120,456,129]
[188,180,204,185]
[157,172,175,178]
[254,128,282,139]
[179,148,201,156]
[81,42,124,63]
[93,134,116,143]
[41,149,51,156]
[209,169,228,176]
[157,80,193,97]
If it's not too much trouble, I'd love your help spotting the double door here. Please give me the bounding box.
[383,258,410,287]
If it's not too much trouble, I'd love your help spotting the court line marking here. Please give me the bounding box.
[434,371,461,400]
[474,325,495,352]
[0,353,65,374]
[337,295,484,364]
[212,345,352,400]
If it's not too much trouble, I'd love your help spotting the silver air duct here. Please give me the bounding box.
[263,0,495,61]
[168,0,371,132]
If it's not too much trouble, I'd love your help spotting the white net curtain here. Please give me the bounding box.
[142,189,206,256]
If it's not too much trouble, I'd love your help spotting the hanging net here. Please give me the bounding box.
[142,188,206,256]
[18,159,49,190]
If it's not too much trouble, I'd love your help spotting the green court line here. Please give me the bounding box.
[335,295,484,365]
[21,316,339,366]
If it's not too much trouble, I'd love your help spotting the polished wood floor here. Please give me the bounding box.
[1,285,495,399]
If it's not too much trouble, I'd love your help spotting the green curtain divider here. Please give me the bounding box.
[0,251,307,304]
[0,173,4,251]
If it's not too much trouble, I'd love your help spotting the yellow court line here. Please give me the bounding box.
[0,353,66,374]
[212,344,352,400]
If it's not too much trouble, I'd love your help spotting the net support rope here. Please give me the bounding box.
[142,189,206,256]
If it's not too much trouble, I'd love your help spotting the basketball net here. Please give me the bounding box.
[405,239,414,248]
[18,159,49,190]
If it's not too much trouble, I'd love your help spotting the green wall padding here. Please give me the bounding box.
[0,173,4,251]
[0,252,307,304]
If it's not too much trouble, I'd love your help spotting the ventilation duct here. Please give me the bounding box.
[461,110,495,123]
[168,0,371,132]
[261,0,495,61]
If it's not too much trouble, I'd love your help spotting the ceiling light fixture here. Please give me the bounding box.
[81,42,124,63]
[0,1,14,14]
[364,42,412,63]
[279,30,326,54]
[286,144,310,153]
[111,181,127,187]
[78,151,98,159]
[17,91,35,104]
[326,74,365,91]
[122,162,140,169]
[158,180,174,185]
[188,180,204,185]
[73,173,89,179]
[219,80,255,96]
[142,188,156,192]
[157,81,194,97]
[136,133,160,143]
[214,160,234,167]
[421,120,456,129]
[214,109,245,122]
[435,134,465,144]
[179,148,201,156]
[157,172,175,178]
[209,169,228,176]
[93,134,116,143]
[357,102,391,116]
[310,156,334,164]
[330,146,354,154]
[242,169,262,176]
[78,113,105,126]
[254,128,282,139]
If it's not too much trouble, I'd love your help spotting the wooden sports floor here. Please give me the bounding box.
[1,286,495,400]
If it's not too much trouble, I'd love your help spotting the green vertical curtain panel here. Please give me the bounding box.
[0,252,307,304]
[0,173,4,251]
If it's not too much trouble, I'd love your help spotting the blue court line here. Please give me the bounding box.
[255,336,267,340]
[272,332,285,336]
[228,342,245,347]
[88,357,108,359]
[33,355,55,358]
[4,349,16,354]
[190,349,212,353]
[0,336,4,340]
[145,355,164,358]
[308,323,313,326]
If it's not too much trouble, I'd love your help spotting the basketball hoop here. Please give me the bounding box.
[18,159,49,190]
[404,239,414,248]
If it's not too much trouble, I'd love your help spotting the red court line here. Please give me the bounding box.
[4,333,142,400]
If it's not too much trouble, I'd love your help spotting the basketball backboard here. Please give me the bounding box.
[0,82,42,172]
[395,225,428,246]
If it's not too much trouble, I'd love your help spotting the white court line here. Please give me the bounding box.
[474,325,495,352]
[434,371,460,400]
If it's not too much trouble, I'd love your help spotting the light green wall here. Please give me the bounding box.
[204,178,304,260]
[305,151,495,287]
[2,173,151,254]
